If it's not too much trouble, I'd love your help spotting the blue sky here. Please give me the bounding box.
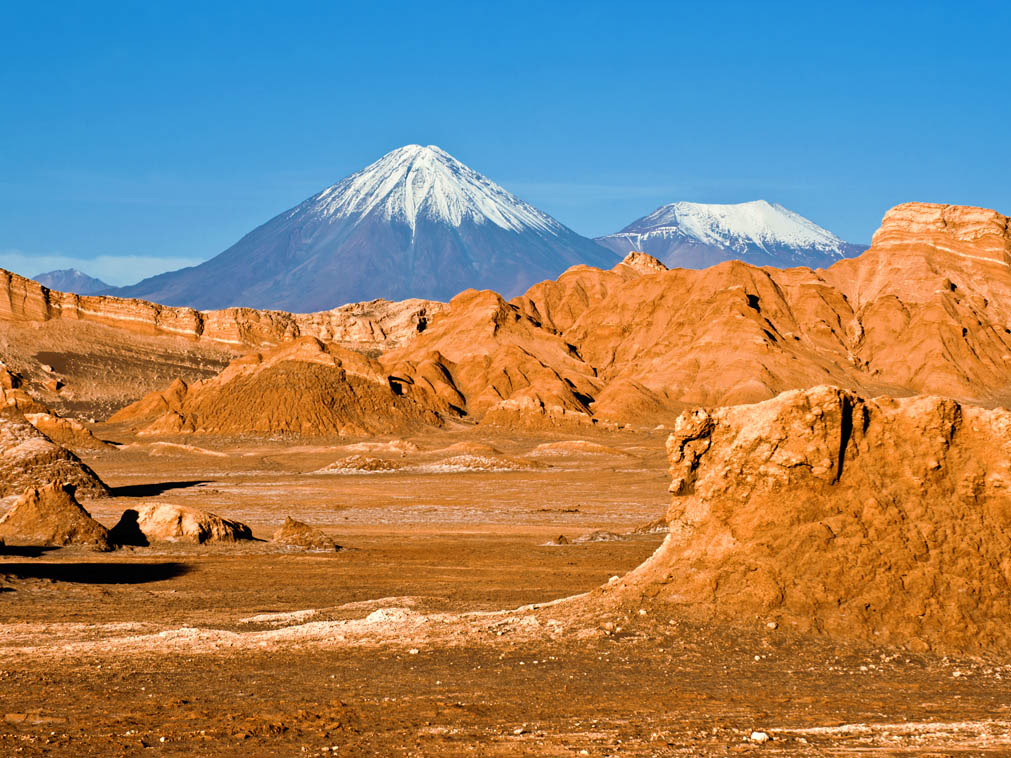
[2,1,1009,285]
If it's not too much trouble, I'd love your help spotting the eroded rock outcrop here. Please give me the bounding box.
[110,336,450,437]
[614,386,1011,654]
[271,517,341,552]
[0,483,111,550]
[110,503,253,545]
[0,410,109,499]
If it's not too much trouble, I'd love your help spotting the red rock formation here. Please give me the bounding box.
[383,202,1011,425]
[0,409,109,499]
[606,385,1011,654]
[111,336,450,436]
[6,202,1011,428]
[0,267,443,352]
[271,517,341,552]
[0,482,111,549]
[109,503,253,545]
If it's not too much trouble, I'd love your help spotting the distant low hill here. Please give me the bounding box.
[33,268,110,295]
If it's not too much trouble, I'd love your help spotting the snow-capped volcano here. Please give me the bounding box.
[306,144,561,234]
[596,200,865,269]
[114,145,616,311]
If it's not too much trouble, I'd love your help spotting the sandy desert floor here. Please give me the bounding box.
[3,426,1011,756]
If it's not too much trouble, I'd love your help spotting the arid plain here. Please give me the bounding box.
[4,202,1011,756]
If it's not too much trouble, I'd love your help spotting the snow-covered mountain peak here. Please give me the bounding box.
[625,200,845,253]
[302,144,562,235]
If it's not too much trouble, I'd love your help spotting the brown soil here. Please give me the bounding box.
[2,427,1009,755]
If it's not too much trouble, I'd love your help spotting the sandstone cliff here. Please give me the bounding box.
[0,267,444,353]
[0,268,444,418]
[606,386,1011,654]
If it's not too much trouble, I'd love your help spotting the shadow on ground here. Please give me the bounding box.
[0,562,191,584]
[0,546,60,558]
[109,480,210,497]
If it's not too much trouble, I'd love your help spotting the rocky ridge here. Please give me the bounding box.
[5,202,1011,431]
[0,267,442,353]
[379,202,1011,426]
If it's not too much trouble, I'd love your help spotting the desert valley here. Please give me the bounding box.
[3,191,1011,755]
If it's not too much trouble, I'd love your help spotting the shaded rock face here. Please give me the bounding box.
[110,503,253,545]
[0,410,109,499]
[623,386,1011,654]
[271,517,341,552]
[110,336,450,437]
[0,483,111,550]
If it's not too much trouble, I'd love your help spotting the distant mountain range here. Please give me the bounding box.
[33,268,110,295]
[39,148,866,310]
[111,145,618,311]
[595,200,867,269]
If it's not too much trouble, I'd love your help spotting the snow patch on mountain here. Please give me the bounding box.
[300,144,562,236]
[619,200,845,254]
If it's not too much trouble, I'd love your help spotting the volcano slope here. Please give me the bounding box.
[597,385,1011,656]
[109,336,450,436]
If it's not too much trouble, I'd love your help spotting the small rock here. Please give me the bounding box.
[749,731,771,743]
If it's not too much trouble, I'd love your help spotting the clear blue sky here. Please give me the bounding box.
[2,1,1009,285]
